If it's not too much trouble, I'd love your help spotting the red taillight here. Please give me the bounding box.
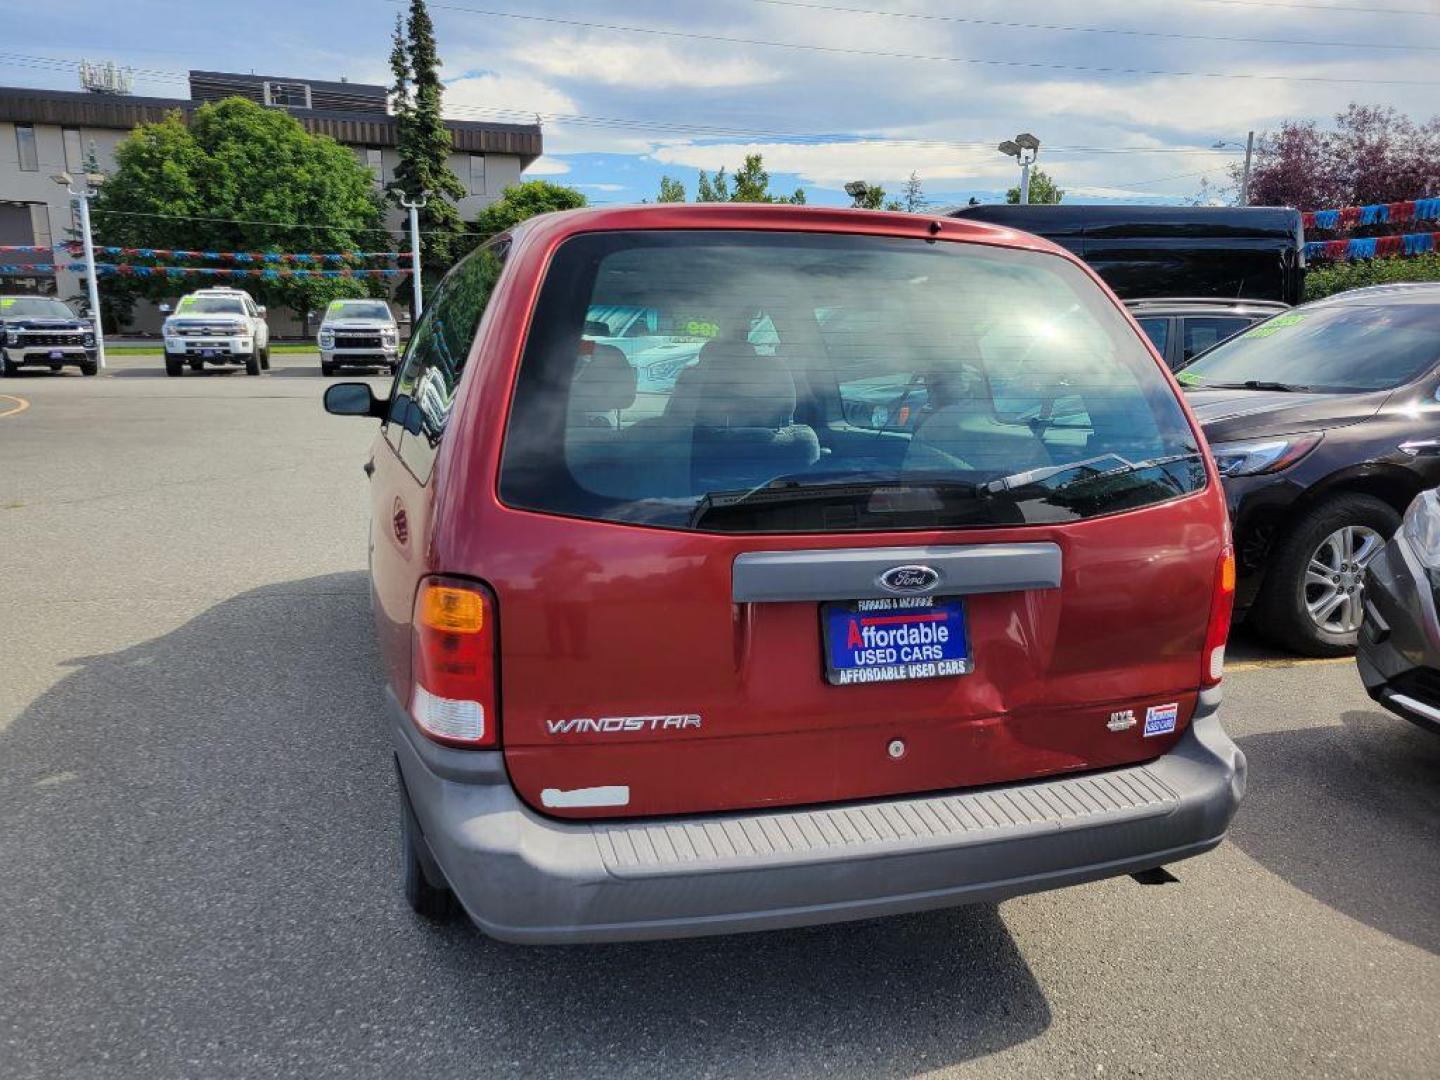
[410,576,499,748]
[1202,548,1236,688]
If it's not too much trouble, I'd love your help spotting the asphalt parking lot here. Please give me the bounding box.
[1,354,1437,1080]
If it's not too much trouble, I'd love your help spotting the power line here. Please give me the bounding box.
[1188,0,1440,16]
[749,0,1440,52]
[416,0,1440,85]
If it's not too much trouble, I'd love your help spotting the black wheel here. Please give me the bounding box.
[164,353,184,377]
[1252,492,1401,657]
[390,362,401,376]
[400,786,457,920]
[80,358,98,376]
[259,345,271,371]
[244,352,261,376]
[3,358,19,377]
[320,359,336,377]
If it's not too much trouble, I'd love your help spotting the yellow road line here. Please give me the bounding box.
[0,393,29,418]
[1227,656,1355,672]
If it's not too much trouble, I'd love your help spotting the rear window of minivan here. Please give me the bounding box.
[500,231,1204,532]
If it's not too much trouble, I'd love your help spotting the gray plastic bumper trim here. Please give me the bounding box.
[732,542,1063,603]
[391,686,1244,944]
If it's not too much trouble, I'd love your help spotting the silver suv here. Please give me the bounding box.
[162,289,271,376]
[317,299,399,376]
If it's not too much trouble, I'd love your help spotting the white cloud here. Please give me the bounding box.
[524,38,775,89]
[443,71,579,125]
[572,182,625,191]
[525,156,571,176]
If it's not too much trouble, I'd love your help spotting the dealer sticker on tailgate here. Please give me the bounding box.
[822,596,972,686]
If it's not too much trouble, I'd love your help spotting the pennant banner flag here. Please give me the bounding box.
[0,262,410,278]
[0,245,412,263]
[1302,198,1440,233]
[1304,230,1439,262]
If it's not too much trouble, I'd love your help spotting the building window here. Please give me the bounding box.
[15,125,38,172]
[263,81,312,109]
[29,204,52,252]
[62,128,84,173]
[366,147,384,185]
[468,154,486,196]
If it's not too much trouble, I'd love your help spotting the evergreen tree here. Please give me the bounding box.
[901,172,926,213]
[656,176,686,203]
[388,0,470,300]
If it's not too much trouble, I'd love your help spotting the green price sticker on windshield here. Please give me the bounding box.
[1245,312,1306,339]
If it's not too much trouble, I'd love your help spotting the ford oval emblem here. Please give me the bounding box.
[878,564,941,593]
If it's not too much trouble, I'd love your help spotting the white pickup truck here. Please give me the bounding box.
[162,288,271,376]
[317,299,400,376]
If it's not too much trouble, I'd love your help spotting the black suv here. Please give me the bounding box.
[1126,297,1290,371]
[1178,283,1440,655]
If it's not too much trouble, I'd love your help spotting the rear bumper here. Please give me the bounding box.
[392,689,1246,944]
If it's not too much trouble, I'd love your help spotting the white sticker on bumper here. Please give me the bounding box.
[541,785,631,809]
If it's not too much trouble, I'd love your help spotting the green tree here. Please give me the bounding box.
[90,99,386,320]
[388,1,470,297]
[656,176,686,203]
[1006,167,1063,205]
[692,155,804,204]
[473,180,586,240]
[696,167,730,202]
[901,172,926,212]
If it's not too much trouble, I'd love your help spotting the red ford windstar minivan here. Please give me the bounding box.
[325,204,1247,943]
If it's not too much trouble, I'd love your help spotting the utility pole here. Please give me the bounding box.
[399,190,428,319]
[52,170,105,369]
[1241,130,1254,207]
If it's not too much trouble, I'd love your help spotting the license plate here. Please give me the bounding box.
[48,350,63,360]
[822,596,972,685]
[200,349,216,358]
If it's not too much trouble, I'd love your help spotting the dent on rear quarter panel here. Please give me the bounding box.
[417,206,1228,821]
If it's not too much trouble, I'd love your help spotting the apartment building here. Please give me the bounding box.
[0,69,542,330]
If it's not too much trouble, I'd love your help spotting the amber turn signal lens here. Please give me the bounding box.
[1220,551,1236,593]
[420,585,484,633]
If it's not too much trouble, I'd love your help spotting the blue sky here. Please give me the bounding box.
[2,0,1437,209]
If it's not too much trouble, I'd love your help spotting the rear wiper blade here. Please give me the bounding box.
[982,452,1202,495]
[689,473,980,525]
[1204,380,1310,392]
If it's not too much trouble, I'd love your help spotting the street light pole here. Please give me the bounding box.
[53,171,105,370]
[998,133,1042,205]
[399,191,428,319]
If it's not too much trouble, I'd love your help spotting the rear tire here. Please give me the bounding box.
[400,787,457,921]
[244,352,260,376]
[1252,492,1400,657]
[259,345,271,371]
[164,353,184,377]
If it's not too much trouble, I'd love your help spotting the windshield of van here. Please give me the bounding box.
[0,297,77,320]
[326,300,392,322]
[176,295,246,316]
[500,231,1204,533]
[1179,302,1439,392]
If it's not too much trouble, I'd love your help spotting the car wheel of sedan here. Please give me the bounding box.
[164,353,184,377]
[1254,493,1400,657]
